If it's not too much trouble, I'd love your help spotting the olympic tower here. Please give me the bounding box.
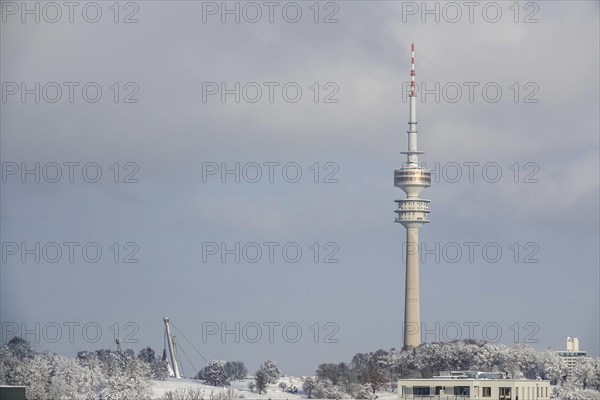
[394,44,431,350]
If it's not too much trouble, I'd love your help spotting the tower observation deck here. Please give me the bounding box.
[394,44,431,350]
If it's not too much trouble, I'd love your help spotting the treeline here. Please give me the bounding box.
[302,341,600,399]
[2,337,600,400]
[0,337,167,399]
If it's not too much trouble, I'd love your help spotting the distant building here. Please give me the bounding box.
[0,385,27,400]
[557,337,587,381]
[398,371,550,400]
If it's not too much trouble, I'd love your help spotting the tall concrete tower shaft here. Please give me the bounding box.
[394,44,431,350]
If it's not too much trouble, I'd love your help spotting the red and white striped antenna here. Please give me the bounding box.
[410,43,416,97]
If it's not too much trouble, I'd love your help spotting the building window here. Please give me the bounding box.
[453,386,470,396]
[499,387,511,400]
[482,387,492,397]
[414,386,430,396]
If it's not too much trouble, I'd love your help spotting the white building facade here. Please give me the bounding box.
[398,371,550,400]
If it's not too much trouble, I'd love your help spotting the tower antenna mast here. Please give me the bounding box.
[410,43,416,97]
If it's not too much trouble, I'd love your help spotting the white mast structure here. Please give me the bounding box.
[163,317,182,379]
[394,44,431,350]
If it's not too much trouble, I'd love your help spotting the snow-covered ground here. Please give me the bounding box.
[152,377,306,399]
[152,377,400,400]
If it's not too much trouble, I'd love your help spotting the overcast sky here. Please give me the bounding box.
[1,1,599,376]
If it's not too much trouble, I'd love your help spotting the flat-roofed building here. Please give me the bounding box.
[557,337,587,381]
[398,371,550,400]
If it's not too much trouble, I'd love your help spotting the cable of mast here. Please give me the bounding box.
[177,345,198,377]
[170,322,210,365]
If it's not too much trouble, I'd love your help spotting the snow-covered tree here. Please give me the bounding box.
[202,360,230,386]
[414,343,449,377]
[591,358,600,390]
[151,358,169,380]
[102,357,153,400]
[76,350,106,396]
[317,363,342,385]
[552,383,581,400]
[337,362,356,386]
[313,378,350,399]
[389,349,419,379]
[6,337,35,360]
[536,350,568,384]
[97,350,126,378]
[343,382,373,399]
[0,345,18,385]
[136,346,168,380]
[471,342,508,372]
[47,355,87,400]
[138,347,156,364]
[254,369,269,394]
[303,377,317,398]
[18,354,53,400]
[224,361,247,380]
[258,360,280,383]
[505,343,539,379]
[351,351,388,393]
[573,357,595,390]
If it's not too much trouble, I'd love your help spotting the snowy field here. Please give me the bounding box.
[152,377,400,400]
